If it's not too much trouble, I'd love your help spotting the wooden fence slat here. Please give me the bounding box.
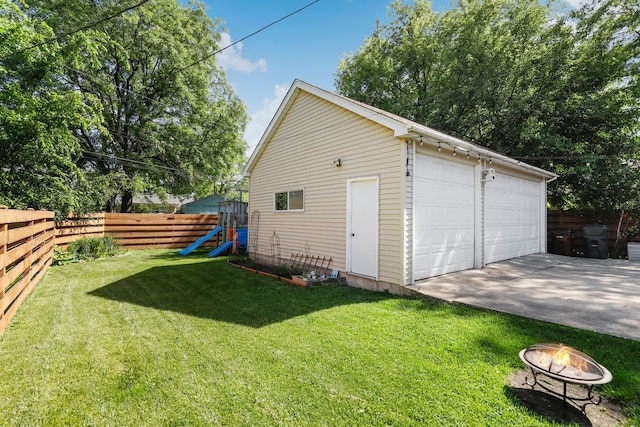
[7,221,53,246]
[109,230,218,238]
[0,209,54,224]
[104,226,216,233]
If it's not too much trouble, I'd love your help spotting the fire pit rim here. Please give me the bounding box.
[518,343,612,386]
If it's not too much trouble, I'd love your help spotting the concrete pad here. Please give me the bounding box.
[407,253,640,342]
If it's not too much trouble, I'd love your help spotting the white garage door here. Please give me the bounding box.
[414,154,475,280]
[484,173,541,264]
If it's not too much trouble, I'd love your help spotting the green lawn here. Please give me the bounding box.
[1,249,638,426]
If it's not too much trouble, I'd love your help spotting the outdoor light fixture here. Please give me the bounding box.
[482,168,496,182]
[332,158,342,167]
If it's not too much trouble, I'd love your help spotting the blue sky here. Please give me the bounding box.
[200,0,583,156]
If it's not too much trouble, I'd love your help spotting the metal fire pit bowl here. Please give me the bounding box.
[519,343,612,413]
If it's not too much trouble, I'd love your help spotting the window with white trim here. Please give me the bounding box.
[274,189,304,211]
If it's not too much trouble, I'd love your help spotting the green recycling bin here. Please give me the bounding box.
[582,225,608,259]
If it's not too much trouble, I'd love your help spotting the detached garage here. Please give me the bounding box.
[243,80,556,294]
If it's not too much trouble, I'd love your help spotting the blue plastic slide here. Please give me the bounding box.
[208,240,233,258]
[177,226,223,256]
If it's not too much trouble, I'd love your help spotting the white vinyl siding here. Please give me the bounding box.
[248,91,404,284]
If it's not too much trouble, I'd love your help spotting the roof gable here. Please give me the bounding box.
[243,80,413,175]
[243,79,556,180]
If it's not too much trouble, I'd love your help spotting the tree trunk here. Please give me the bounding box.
[104,196,116,213]
[120,190,133,213]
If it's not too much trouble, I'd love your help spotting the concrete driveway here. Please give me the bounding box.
[407,253,640,342]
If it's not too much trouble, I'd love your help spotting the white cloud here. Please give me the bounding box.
[244,84,289,157]
[564,0,588,8]
[217,32,268,73]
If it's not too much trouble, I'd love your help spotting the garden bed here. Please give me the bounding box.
[227,257,346,288]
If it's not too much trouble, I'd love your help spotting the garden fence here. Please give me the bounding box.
[56,213,219,250]
[0,207,55,335]
[547,210,635,257]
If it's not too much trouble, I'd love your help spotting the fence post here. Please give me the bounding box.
[0,206,8,322]
[25,209,36,286]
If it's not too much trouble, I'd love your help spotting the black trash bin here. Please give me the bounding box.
[582,225,608,259]
[549,228,573,256]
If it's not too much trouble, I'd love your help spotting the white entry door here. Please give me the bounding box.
[348,178,378,278]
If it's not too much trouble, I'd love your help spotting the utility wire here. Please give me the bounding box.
[177,0,320,72]
[5,0,151,59]
[82,150,184,174]
[61,0,322,126]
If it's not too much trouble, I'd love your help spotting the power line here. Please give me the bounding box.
[61,0,322,130]
[81,149,237,185]
[177,0,320,72]
[82,150,185,175]
[5,0,151,59]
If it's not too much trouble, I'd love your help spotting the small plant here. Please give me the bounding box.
[274,265,302,278]
[274,265,291,278]
[52,245,77,266]
[303,270,320,280]
[53,235,123,265]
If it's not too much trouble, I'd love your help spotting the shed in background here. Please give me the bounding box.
[181,195,225,214]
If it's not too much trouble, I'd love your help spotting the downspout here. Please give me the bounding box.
[405,139,414,286]
[542,175,558,254]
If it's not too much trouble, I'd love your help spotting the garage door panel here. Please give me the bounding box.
[414,154,475,280]
[485,174,541,264]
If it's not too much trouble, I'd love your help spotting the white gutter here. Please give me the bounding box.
[405,126,558,180]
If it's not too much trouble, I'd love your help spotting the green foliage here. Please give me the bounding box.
[53,235,122,264]
[335,0,640,217]
[0,250,637,425]
[52,245,77,266]
[25,0,248,212]
[273,264,302,278]
[0,0,103,219]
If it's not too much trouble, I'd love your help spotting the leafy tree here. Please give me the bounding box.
[0,0,105,218]
[27,0,248,212]
[335,0,639,217]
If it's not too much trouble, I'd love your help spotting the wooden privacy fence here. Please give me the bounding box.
[56,213,219,250]
[547,210,634,257]
[0,207,55,335]
[103,213,219,249]
[55,213,106,248]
